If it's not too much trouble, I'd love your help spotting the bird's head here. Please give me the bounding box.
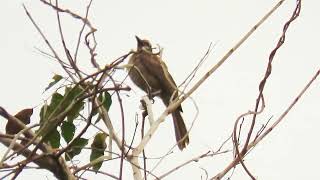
[135,36,153,52]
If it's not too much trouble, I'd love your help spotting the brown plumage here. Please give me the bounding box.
[128,36,189,150]
[6,108,33,135]
[6,108,33,145]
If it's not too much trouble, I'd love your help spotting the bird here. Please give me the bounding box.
[6,108,33,145]
[6,108,33,135]
[128,36,189,150]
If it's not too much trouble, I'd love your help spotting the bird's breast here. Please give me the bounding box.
[128,54,162,93]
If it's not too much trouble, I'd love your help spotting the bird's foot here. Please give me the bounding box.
[148,89,162,103]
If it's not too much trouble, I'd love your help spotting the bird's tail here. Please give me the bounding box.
[172,110,189,150]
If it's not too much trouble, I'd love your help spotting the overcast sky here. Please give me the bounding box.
[1,0,319,179]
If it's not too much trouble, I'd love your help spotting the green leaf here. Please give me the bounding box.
[45,74,63,91]
[51,92,64,108]
[64,86,83,102]
[40,93,63,123]
[90,133,107,171]
[93,92,112,124]
[67,101,84,122]
[62,86,84,121]
[61,121,75,143]
[45,129,60,148]
[65,138,88,161]
[92,94,102,117]
[39,102,49,123]
[49,92,64,117]
[101,91,112,112]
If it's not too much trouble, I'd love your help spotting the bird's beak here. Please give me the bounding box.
[135,35,143,46]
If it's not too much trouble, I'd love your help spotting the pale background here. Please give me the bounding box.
[1,0,319,179]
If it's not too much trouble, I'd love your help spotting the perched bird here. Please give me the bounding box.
[6,108,33,135]
[128,36,189,150]
[6,108,33,145]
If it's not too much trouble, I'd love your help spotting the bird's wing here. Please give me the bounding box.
[139,53,178,94]
[138,52,183,112]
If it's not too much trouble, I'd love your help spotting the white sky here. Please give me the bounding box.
[1,0,319,179]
